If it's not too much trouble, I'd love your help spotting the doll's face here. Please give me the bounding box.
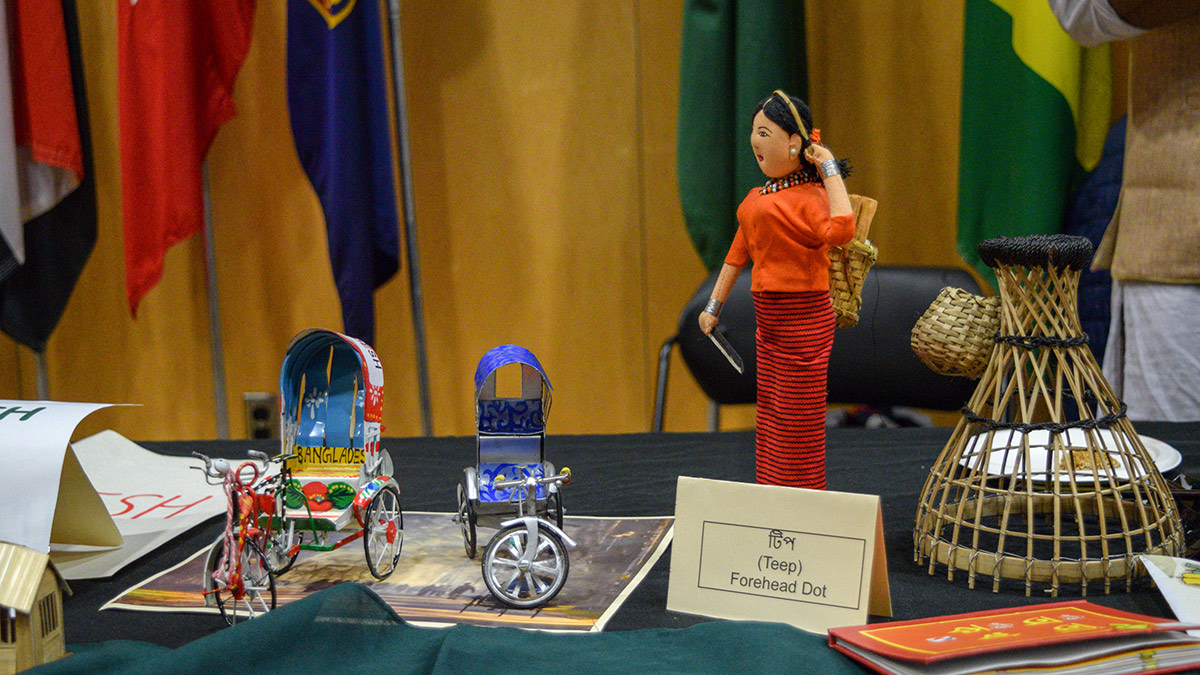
[751,110,801,179]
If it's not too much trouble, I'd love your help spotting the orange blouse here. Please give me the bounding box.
[724,182,855,293]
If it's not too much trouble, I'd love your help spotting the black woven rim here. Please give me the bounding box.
[978,234,1093,271]
[994,333,1090,349]
[961,402,1127,434]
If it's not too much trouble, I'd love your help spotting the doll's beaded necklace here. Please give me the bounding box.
[760,168,821,194]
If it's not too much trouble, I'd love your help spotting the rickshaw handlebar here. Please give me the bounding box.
[190,452,230,483]
[190,450,297,485]
[492,470,571,492]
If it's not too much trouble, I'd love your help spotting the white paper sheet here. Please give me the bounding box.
[0,400,115,552]
[1140,554,1200,638]
[52,430,227,579]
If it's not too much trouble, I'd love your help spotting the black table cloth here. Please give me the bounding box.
[63,424,1200,648]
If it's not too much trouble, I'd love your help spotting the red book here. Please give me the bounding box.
[828,601,1200,675]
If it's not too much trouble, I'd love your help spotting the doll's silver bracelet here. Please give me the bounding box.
[819,159,841,179]
[703,298,723,316]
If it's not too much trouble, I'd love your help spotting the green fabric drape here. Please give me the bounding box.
[677,0,807,271]
[34,583,870,674]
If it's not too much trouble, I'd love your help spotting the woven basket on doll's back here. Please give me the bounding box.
[830,195,878,328]
[910,287,1000,378]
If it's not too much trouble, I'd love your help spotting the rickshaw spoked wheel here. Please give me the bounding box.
[458,481,477,559]
[363,483,404,580]
[546,491,564,530]
[262,528,299,575]
[481,522,569,609]
[208,538,276,626]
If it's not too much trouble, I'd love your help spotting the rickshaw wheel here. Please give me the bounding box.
[363,483,404,579]
[458,481,477,559]
[481,522,569,609]
[262,529,299,575]
[209,538,276,626]
[546,491,564,530]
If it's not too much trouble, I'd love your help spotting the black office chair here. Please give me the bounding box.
[652,265,985,431]
[653,267,758,432]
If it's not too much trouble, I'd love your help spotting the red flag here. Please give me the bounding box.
[118,0,255,316]
[1,0,84,280]
[10,0,82,180]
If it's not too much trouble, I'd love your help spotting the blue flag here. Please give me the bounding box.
[287,0,400,346]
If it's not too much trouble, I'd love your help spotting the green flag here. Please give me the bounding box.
[957,0,1111,289]
[677,0,806,271]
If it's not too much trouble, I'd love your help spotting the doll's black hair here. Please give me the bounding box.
[753,92,814,148]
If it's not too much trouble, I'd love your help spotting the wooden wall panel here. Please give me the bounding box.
[636,2,754,432]
[0,0,988,441]
[398,1,646,435]
[807,1,967,272]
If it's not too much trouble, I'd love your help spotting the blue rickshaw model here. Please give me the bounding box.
[455,345,575,608]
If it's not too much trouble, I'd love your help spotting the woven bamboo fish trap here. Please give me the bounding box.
[913,235,1184,596]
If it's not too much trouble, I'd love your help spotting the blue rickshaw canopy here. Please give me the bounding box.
[473,344,553,395]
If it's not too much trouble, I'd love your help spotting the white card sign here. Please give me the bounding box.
[52,430,226,579]
[668,476,891,633]
[0,400,121,554]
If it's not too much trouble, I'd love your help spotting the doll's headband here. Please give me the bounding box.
[771,89,809,141]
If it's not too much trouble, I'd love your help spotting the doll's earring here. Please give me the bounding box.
[789,146,798,157]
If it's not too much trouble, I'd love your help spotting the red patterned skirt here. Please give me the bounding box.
[753,290,835,489]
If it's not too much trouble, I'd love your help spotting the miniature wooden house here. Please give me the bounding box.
[0,543,69,674]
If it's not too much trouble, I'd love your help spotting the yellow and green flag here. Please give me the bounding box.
[957,0,1111,289]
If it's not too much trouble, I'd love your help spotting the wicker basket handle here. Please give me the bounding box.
[847,194,876,243]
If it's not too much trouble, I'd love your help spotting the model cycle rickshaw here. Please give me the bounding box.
[191,449,279,624]
[454,345,576,608]
[194,329,404,624]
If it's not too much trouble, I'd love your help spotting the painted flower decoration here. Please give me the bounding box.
[303,482,333,511]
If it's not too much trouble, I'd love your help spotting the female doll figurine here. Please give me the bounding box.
[698,90,855,490]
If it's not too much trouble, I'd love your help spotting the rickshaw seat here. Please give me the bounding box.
[477,433,545,502]
[478,399,544,434]
[296,417,329,447]
[477,433,542,465]
[478,461,547,502]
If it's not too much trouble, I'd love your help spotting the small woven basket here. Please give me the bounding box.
[831,195,879,329]
[830,240,878,328]
[910,286,1000,378]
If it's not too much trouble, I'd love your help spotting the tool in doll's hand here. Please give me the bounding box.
[708,325,744,374]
